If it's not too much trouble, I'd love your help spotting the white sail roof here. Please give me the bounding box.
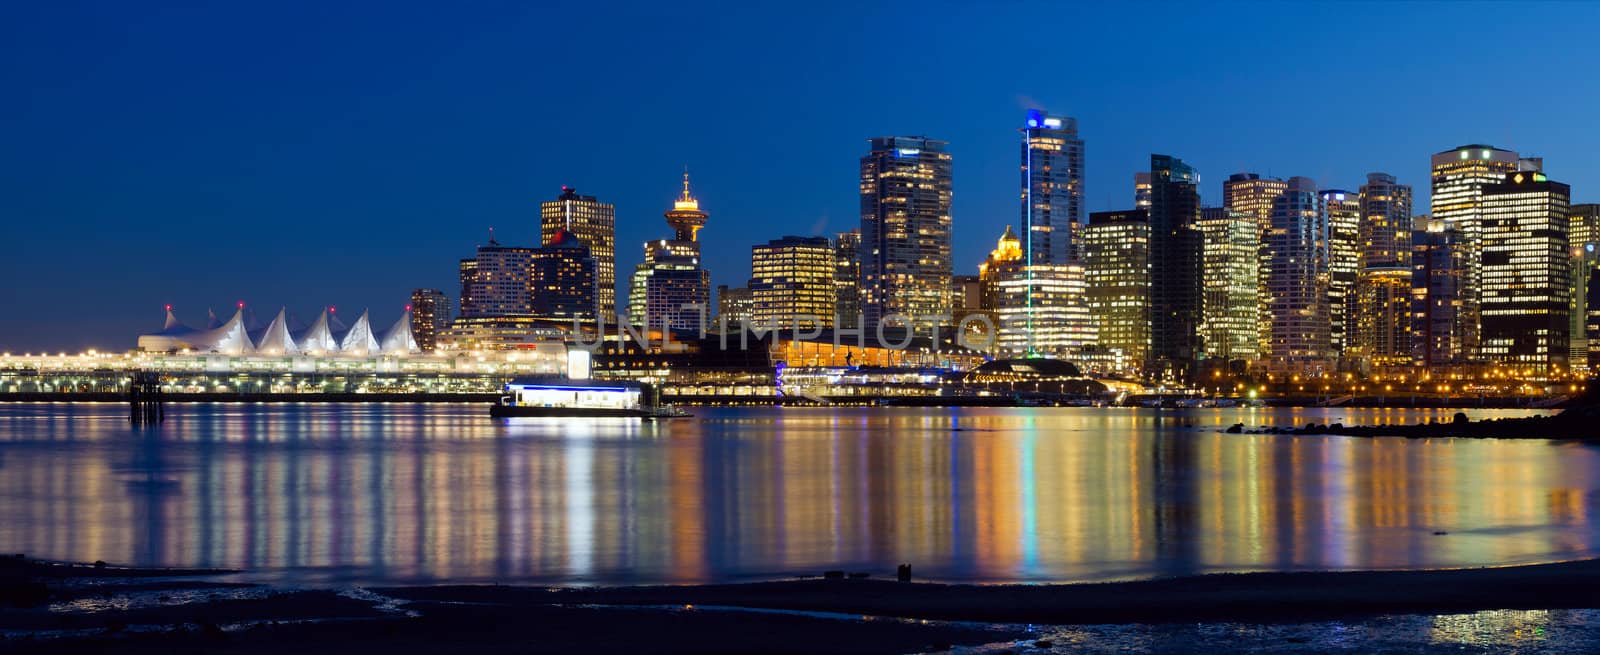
[377,310,419,356]
[292,309,338,355]
[337,309,381,356]
[252,308,299,356]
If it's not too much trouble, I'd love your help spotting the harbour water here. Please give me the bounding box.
[0,403,1595,586]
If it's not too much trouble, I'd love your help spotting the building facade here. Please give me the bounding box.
[1197,207,1259,364]
[1322,189,1360,355]
[833,229,862,330]
[540,187,616,319]
[716,285,752,331]
[528,229,598,324]
[1479,171,1570,369]
[409,288,449,353]
[1146,155,1203,379]
[750,235,836,328]
[1021,109,1083,264]
[994,263,1094,357]
[1568,204,1599,367]
[1411,218,1467,367]
[1430,144,1521,361]
[1353,173,1414,367]
[459,241,536,318]
[859,136,953,328]
[1263,177,1331,373]
[1085,209,1150,372]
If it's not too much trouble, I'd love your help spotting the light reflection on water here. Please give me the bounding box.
[0,403,1595,585]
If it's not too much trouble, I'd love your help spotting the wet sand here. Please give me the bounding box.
[8,559,1600,653]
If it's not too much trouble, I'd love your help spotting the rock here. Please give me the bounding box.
[823,570,845,580]
[1453,412,1469,424]
[1225,423,1244,434]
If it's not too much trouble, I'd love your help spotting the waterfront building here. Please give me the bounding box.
[1479,171,1570,369]
[1569,204,1600,367]
[1353,267,1413,369]
[1223,172,1288,361]
[1430,144,1521,360]
[529,229,598,324]
[541,187,617,319]
[1322,189,1360,355]
[1412,217,1467,367]
[859,136,953,328]
[1084,209,1150,372]
[409,289,449,352]
[951,274,986,336]
[1196,207,1259,364]
[1263,177,1331,373]
[1021,109,1083,264]
[833,229,862,329]
[459,239,536,318]
[1146,154,1204,379]
[978,225,1024,311]
[994,263,1095,357]
[750,235,836,328]
[628,174,712,331]
[1352,173,1414,368]
[716,285,752,331]
[138,305,417,357]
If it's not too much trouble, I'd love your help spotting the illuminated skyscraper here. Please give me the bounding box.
[859,136,953,328]
[529,229,598,324]
[995,263,1095,357]
[978,224,1024,311]
[408,288,449,352]
[628,174,711,330]
[1146,155,1203,379]
[1263,177,1331,373]
[1567,204,1599,367]
[1085,209,1150,371]
[1223,172,1288,360]
[833,229,862,329]
[1479,171,1570,369]
[1352,173,1414,367]
[1021,109,1083,264]
[750,236,836,328]
[1430,144,1520,360]
[1321,189,1360,354]
[459,239,536,318]
[541,187,616,319]
[1412,217,1467,367]
[1197,207,1259,364]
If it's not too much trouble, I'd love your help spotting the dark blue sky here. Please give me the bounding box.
[3,1,1597,351]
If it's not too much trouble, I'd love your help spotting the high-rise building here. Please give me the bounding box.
[995,263,1095,357]
[1085,209,1150,371]
[833,229,862,330]
[529,229,598,324]
[1412,217,1467,367]
[1322,189,1360,355]
[1430,144,1520,361]
[409,288,449,352]
[1351,173,1414,368]
[459,239,536,318]
[1568,204,1599,367]
[1021,109,1083,264]
[1263,177,1331,373]
[859,136,953,328]
[628,174,712,331]
[540,187,616,319]
[1197,207,1259,364]
[1146,155,1203,379]
[1223,173,1288,362]
[716,285,752,330]
[1479,171,1570,369]
[750,235,836,328]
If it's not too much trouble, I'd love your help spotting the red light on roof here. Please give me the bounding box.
[164,304,172,311]
[237,301,245,308]
[330,306,336,313]
[405,304,412,311]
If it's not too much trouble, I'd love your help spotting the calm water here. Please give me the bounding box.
[0,403,1595,586]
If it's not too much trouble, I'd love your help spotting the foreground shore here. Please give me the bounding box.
[8,558,1600,653]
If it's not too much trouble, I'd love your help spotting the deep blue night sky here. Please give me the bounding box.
[3,1,1598,351]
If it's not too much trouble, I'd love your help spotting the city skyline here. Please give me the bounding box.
[5,2,1600,350]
